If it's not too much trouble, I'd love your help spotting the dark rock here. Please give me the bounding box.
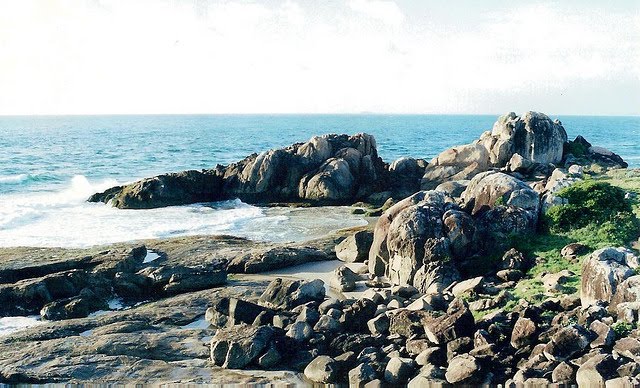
[257,345,282,369]
[341,298,377,332]
[423,299,475,345]
[367,314,389,335]
[259,278,325,310]
[286,321,313,342]
[415,347,446,367]
[447,337,474,360]
[384,357,416,384]
[329,334,382,357]
[389,309,433,338]
[314,315,342,333]
[228,246,330,274]
[91,133,388,209]
[88,170,222,209]
[336,231,374,263]
[349,363,378,387]
[510,317,537,349]
[206,297,274,327]
[543,324,592,361]
[561,243,588,261]
[40,288,108,321]
[146,262,227,294]
[210,325,276,369]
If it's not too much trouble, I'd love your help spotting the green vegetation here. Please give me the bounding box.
[477,177,640,314]
[564,141,589,158]
[546,180,639,248]
[611,321,635,339]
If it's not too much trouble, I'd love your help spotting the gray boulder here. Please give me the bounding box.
[479,111,567,166]
[210,325,276,369]
[581,248,638,308]
[336,231,374,263]
[304,356,339,383]
[460,171,540,217]
[258,278,325,310]
[421,143,490,190]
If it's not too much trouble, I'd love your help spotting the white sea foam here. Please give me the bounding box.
[0,175,367,248]
[0,316,42,336]
[0,174,28,184]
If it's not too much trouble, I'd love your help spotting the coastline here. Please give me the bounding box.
[1,112,639,385]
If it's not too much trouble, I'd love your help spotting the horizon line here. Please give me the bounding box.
[1,112,639,118]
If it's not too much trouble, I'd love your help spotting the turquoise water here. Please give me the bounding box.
[0,114,638,247]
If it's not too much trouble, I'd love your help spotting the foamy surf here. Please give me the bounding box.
[0,175,367,248]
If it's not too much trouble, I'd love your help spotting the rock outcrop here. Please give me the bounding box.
[421,111,568,190]
[581,247,639,308]
[90,133,388,208]
[368,177,539,290]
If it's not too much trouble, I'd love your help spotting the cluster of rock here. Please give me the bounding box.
[0,245,226,321]
[205,262,640,386]
[89,133,426,208]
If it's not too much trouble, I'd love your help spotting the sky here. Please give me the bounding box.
[0,0,638,115]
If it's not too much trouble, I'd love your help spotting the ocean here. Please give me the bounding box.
[1,114,638,248]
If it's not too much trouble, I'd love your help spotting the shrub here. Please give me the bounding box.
[611,321,634,339]
[546,181,639,247]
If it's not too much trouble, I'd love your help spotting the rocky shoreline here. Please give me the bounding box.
[1,111,639,386]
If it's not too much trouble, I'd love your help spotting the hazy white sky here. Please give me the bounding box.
[0,0,638,115]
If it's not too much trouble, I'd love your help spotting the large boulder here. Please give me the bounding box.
[87,170,223,209]
[258,278,325,310]
[460,171,540,217]
[581,248,638,308]
[479,111,567,166]
[335,231,374,263]
[389,157,427,196]
[421,144,490,190]
[210,325,278,369]
[368,191,447,277]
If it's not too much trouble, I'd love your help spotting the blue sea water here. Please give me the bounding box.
[0,114,638,248]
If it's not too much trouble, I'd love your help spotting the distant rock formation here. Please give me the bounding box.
[421,111,568,189]
[90,133,390,208]
[90,111,627,210]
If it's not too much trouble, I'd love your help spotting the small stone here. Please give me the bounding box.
[445,354,481,384]
[452,277,484,297]
[257,345,281,369]
[384,357,416,384]
[589,320,615,348]
[387,299,402,310]
[349,363,378,386]
[286,321,313,342]
[314,315,342,333]
[551,361,575,384]
[405,296,433,311]
[510,317,537,349]
[447,337,473,361]
[319,298,341,314]
[367,314,390,335]
[295,305,320,325]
